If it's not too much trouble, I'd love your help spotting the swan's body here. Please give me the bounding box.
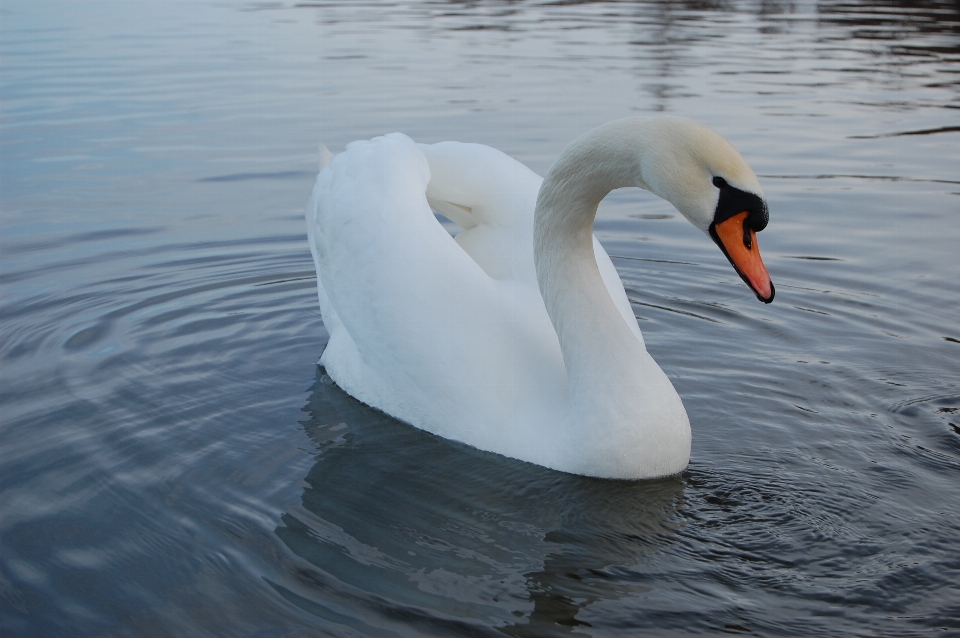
[306,117,773,479]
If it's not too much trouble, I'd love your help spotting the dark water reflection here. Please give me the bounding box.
[2,0,959,635]
[275,369,684,635]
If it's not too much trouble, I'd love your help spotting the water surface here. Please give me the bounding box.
[2,0,959,635]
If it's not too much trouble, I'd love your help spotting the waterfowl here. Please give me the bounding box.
[306,116,773,479]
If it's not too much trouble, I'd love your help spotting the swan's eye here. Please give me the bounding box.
[712,179,767,233]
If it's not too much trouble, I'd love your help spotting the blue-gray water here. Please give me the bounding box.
[2,1,959,635]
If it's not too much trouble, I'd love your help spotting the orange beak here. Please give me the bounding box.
[709,211,775,303]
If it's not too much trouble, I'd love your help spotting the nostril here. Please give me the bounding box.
[742,217,752,250]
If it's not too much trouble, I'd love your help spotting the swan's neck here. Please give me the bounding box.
[533,119,690,478]
[534,121,651,407]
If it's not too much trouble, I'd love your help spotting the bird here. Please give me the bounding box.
[305,116,773,480]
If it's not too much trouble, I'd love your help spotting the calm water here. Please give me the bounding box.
[2,1,959,635]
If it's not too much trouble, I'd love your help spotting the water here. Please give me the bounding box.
[2,0,959,635]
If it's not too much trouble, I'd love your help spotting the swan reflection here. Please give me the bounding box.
[272,368,686,634]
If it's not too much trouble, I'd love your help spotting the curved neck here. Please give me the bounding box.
[533,120,653,390]
[531,118,693,477]
[535,121,652,252]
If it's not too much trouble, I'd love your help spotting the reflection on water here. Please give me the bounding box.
[273,369,684,635]
[1,0,959,635]
[818,0,960,53]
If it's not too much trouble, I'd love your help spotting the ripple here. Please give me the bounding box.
[198,170,316,182]
[849,125,960,138]
[2,0,959,635]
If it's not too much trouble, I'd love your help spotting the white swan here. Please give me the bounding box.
[306,116,773,480]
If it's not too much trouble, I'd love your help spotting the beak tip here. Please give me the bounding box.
[756,281,775,304]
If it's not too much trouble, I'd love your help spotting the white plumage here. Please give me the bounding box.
[306,117,769,479]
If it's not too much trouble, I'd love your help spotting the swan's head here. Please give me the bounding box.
[637,117,775,303]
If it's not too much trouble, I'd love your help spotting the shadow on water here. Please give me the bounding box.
[271,367,686,636]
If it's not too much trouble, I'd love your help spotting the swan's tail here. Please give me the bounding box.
[319,143,333,171]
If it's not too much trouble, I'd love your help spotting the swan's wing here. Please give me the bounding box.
[417,141,542,228]
[417,139,643,342]
[594,236,645,345]
[307,133,566,448]
[417,141,542,284]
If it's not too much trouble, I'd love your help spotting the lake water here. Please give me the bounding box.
[2,0,959,635]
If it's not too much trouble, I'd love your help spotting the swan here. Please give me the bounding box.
[305,116,773,480]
